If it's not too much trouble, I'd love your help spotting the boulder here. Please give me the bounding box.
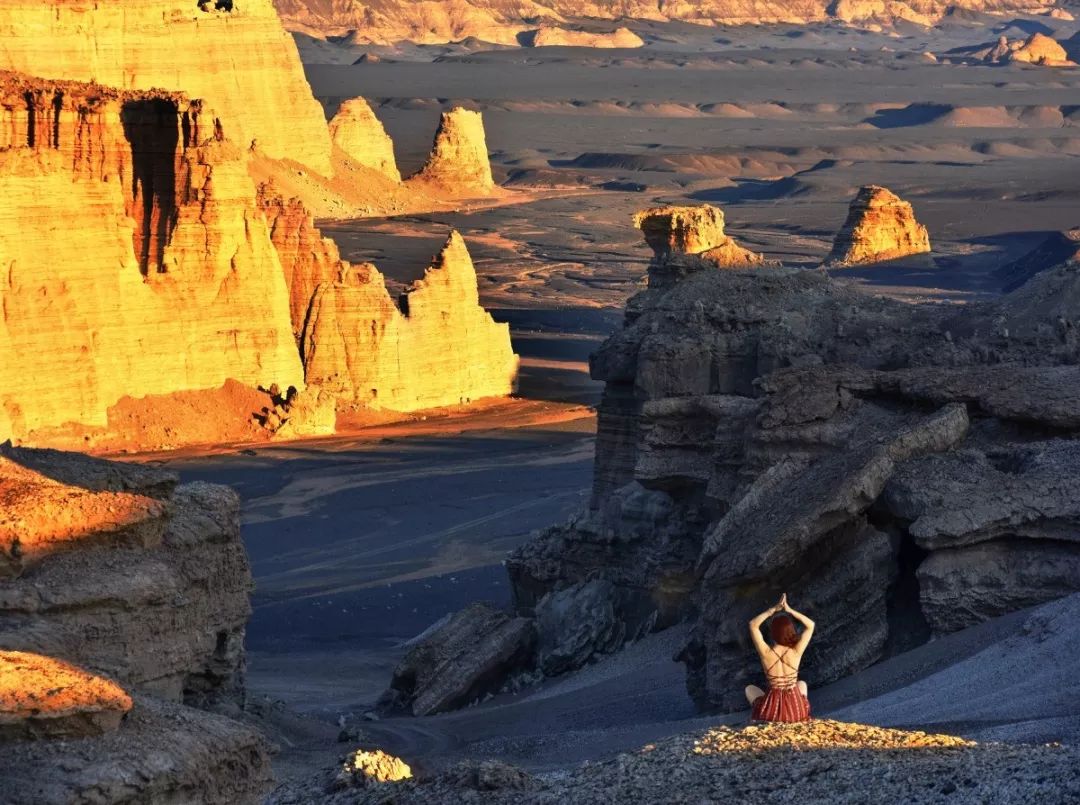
[534,579,626,675]
[825,185,930,266]
[1006,33,1076,67]
[380,603,536,716]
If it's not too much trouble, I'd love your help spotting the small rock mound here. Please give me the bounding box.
[335,749,412,788]
[825,185,930,266]
[328,97,401,182]
[411,107,494,194]
[0,651,132,740]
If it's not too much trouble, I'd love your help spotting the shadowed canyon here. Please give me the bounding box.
[3,0,1080,802]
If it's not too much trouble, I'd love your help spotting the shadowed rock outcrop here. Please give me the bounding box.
[390,210,1080,715]
[328,97,401,182]
[825,185,930,266]
[410,107,495,194]
[0,447,270,802]
[996,227,1080,291]
[380,603,535,716]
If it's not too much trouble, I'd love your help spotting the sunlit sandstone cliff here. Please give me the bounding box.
[0,0,332,176]
[409,107,495,195]
[0,74,303,442]
[825,185,931,266]
[302,231,519,409]
[328,97,402,182]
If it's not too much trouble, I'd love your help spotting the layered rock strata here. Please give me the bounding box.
[633,205,773,289]
[0,74,303,443]
[0,447,270,802]
[301,231,519,410]
[825,185,931,266]
[410,107,495,194]
[0,0,332,174]
[391,213,1080,715]
[0,446,252,704]
[526,26,645,48]
[328,98,401,182]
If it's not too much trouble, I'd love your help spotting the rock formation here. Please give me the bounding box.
[381,603,535,716]
[301,231,519,410]
[0,0,332,175]
[633,205,773,288]
[825,185,930,266]
[0,74,304,443]
[0,651,132,740]
[525,26,645,48]
[273,0,1052,43]
[328,98,401,182]
[984,32,1078,67]
[410,107,495,194]
[387,212,1080,716]
[0,446,271,802]
[997,227,1080,291]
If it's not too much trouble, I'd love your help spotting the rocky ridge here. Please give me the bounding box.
[270,718,1080,804]
[983,32,1078,65]
[273,0,1057,42]
[389,202,1080,716]
[825,185,931,266]
[0,446,271,803]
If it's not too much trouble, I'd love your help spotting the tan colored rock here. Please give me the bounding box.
[302,231,519,410]
[0,75,304,444]
[527,26,645,48]
[0,651,132,740]
[825,185,930,266]
[0,457,167,578]
[336,749,413,787]
[259,183,350,338]
[0,0,331,175]
[633,205,773,289]
[329,98,401,182]
[411,107,495,194]
[1006,32,1076,67]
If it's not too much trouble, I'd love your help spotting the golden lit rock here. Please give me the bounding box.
[411,107,495,194]
[329,98,402,182]
[0,651,133,740]
[0,0,332,175]
[825,185,930,266]
[0,457,166,578]
[302,231,519,411]
[0,75,304,444]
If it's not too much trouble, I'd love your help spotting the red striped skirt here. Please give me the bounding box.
[751,685,811,723]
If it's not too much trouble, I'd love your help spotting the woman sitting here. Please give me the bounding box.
[745,593,814,723]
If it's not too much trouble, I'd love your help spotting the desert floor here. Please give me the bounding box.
[157,13,1080,784]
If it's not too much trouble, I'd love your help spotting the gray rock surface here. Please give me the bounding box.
[381,602,536,716]
[535,579,626,675]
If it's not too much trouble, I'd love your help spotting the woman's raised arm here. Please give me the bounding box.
[748,597,783,655]
[783,600,816,653]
